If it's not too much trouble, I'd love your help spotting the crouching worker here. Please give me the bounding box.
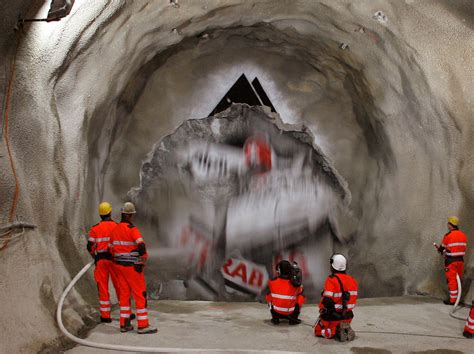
[314,254,358,342]
[266,260,305,325]
[110,202,157,334]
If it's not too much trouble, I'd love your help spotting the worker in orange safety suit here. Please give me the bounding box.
[464,301,474,339]
[87,202,121,323]
[266,260,305,325]
[436,216,468,305]
[314,254,358,342]
[110,202,157,334]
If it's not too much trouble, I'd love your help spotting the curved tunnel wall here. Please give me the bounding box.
[0,0,473,352]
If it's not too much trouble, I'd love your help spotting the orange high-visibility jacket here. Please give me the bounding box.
[109,221,147,264]
[441,230,467,258]
[88,220,117,255]
[319,273,358,313]
[266,277,305,315]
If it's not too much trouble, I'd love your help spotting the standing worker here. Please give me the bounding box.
[314,254,358,342]
[87,202,120,323]
[435,216,468,305]
[110,202,157,334]
[266,260,305,325]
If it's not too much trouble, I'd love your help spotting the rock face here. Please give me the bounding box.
[0,0,472,352]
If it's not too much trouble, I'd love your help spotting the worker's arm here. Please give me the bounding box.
[321,296,336,311]
[320,277,336,313]
[266,280,274,304]
[131,227,148,262]
[87,228,96,257]
[438,233,450,254]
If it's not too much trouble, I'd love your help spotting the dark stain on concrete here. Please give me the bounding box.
[351,347,392,354]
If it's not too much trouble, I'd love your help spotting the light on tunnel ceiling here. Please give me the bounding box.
[17,0,75,27]
[46,0,75,21]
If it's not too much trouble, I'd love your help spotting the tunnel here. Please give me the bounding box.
[0,0,473,352]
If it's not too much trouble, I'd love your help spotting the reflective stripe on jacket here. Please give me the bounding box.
[109,221,146,263]
[319,273,358,313]
[88,220,117,254]
[441,230,467,257]
[266,277,305,315]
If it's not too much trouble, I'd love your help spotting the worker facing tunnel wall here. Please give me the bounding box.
[0,0,473,352]
[128,104,352,300]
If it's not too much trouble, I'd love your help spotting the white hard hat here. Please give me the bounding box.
[121,202,136,214]
[330,254,347,271]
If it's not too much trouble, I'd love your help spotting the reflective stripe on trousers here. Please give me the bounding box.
[271,293,296,300]
[272,305,295,313]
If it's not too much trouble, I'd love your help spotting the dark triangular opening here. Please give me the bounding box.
[209,74,277,116]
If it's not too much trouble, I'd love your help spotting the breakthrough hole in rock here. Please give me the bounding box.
[128,104,351,300]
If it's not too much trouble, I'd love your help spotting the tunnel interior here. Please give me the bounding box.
[0,0,473,352]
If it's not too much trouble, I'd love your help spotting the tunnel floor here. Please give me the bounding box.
[65,296,471,353]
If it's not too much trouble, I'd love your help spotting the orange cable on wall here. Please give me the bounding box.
[1,33,21,251]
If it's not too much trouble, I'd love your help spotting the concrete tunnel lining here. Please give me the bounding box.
[0,0,472,352]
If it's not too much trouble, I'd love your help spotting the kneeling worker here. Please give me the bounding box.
[314,254,358,341]
[266,260,305,325]
[110,202,157,334]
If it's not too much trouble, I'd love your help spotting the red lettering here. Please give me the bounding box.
[230,262,247,283]
[249,268,263,287]
[222,258,233,275]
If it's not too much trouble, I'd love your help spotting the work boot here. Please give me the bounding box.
[271,317,280,325]
[137,325,158,334]
[463,331,473,339]
[335,324,348,342]
[289,318,301,325]
[335,323,355,342]
[344,323,356,341]
[120,318,134,333]
[443,299,455,306]
[100,317,112,323]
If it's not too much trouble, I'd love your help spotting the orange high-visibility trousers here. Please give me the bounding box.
[314,318,352,339]
[464,307,474,335]
[94,259,120,319]
[115,264,149,329]
[445,261,464,304]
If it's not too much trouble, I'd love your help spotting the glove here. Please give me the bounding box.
[134,264,144,273]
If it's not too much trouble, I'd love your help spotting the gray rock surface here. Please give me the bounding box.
[0,0,472,352]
